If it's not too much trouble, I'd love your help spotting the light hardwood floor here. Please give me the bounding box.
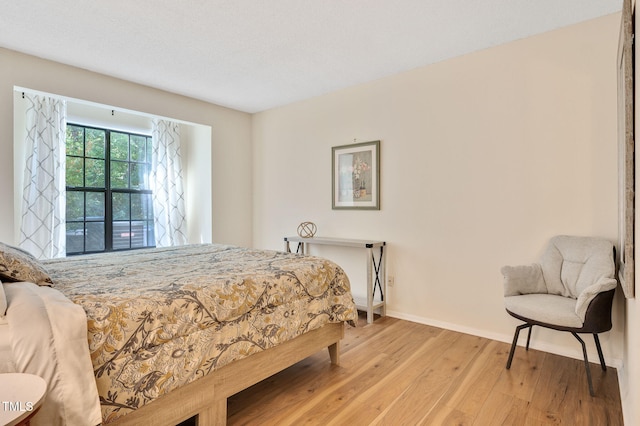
[226,314,623,425]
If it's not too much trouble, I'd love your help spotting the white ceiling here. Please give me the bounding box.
[0,1,622,113]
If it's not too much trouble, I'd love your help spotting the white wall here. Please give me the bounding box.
[252,13,621,368]
[182,123,213,244]
[0,48,253,247]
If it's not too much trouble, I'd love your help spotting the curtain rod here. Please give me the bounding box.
[14,86,203,128]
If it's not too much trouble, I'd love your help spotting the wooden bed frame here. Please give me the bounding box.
[109,322,345,426]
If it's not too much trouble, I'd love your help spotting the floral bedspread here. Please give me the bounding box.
[43,244,357,423]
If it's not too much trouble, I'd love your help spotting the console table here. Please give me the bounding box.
[284,236,386,324]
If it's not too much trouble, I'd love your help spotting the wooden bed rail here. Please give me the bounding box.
[109,322,345,426]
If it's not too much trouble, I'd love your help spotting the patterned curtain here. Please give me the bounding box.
[20,94,67,259]
[151,119,188,247]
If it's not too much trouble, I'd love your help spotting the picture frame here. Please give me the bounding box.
[617,0,635,299]
[332,140,380,210]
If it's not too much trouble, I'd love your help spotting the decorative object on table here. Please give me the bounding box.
[332,140,380,210]
[617,0,635,298]
[297,222,317,238]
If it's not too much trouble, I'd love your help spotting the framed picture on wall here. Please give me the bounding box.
[617,0,635,299]
[332,140,380,210]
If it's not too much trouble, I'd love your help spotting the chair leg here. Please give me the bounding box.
[593,334,607,372]
[506,324,532,369]
[525,325,533,350]
[572,332,595,397]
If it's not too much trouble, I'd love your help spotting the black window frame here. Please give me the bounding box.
[65,123,156,255]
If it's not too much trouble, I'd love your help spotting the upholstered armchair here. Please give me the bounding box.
[502,235,617,396]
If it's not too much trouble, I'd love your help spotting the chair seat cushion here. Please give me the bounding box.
[505,294,583,328]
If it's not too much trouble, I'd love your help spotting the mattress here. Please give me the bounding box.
[43,244,357,423]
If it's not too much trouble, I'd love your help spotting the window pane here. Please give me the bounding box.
[110,161,129,189]
[130,163,151,190]
[146,221,155,244]
[85,222,105,251]
[111,132,129,160]
[144,193,154,220]
[66,125,84,156]
[112,221,131,250]
[86,192,105,219]
[131,194,143,220]
[66,156,84,187]
[146,138,153,163]
[144,164,151,189]
[85,128,105,159]
[66,222,84,253]
[130,221,146,248]
[130,163,141,189]
[85,159,105,187]
[66,191,84,221]
[131,135,146,162]
[112,192,130,221]
[131,193,152,220]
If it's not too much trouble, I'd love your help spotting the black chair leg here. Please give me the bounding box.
[593,334,607,371]
[506,324,532,369]
[572,332,595,397]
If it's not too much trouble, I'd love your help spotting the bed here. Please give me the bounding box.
[0,243,357,425]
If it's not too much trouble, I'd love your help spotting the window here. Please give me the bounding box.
[65,124,155,255]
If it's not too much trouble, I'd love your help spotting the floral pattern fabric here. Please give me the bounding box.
[0,242,54,285]
[43,244,357,423]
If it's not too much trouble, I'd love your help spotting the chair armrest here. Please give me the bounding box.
[501,263,546,296]
[575,277,617,321]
